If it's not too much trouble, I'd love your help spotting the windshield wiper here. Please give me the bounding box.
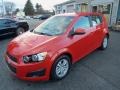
[39,32,53,36]
[33,30,53,36]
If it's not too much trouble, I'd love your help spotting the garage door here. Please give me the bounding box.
[67,5,74,13]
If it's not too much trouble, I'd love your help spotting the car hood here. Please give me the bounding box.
[7,32,58,56]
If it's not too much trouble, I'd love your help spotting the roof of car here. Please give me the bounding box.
[0,18,5,20]
[0,18,18,21]
[0,18,13,20]
[55,13,77,17]
[55,12,102,17]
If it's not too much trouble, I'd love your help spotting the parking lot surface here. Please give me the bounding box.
[0,23,120,90]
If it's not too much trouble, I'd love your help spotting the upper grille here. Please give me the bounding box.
[7,52,17,63]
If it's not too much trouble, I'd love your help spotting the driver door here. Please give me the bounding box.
[69,16,96,62]
[0,19,16,36]
[0,19,10,35]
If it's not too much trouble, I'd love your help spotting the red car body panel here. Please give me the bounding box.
[5,12,109,81]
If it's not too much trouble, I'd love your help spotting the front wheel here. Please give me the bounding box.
[51,55,71,80]
[100,36,109,50]
[16,27,25,36]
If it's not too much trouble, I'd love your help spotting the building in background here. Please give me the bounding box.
[54,0,91,14]
[54,0,120,26]
[75,0,91,12]
[54,0,76,14]
[91,0,120,26]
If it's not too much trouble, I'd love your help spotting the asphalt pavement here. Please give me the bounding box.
[26,19,44,30]
[0,21,120,90]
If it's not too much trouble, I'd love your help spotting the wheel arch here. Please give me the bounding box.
[51,51,73,65]
[18,22,29,31]
[56,52,73,64]
[106,33,109,39]
[50,50,73,80]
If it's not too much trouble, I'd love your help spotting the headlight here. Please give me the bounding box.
[23,52,47,63]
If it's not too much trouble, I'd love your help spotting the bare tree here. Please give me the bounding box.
[4,1,15,15]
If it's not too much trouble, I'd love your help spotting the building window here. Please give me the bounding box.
[57,6,62,10]
[75,4,81,11]
[92,6,97,12]
[98,4,111,14]
[63,10,66,13]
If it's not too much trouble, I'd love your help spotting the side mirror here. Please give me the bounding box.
[74,28,86,35]
[69,28,86,36]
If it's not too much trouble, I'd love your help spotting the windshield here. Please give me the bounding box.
[33,16,74,36]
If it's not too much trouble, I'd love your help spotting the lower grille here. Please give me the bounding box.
[26,69,46,77]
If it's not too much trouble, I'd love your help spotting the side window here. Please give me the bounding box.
[91,15,102,26]
[0,19,15,27]
[91,16,97,26]
[96,16,102,24]
[74,16,91,30]
[0,20,6,27]
[0,20,3,26]
[5,19,15,24]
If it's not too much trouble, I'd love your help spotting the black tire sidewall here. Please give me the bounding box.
[51,55,71,80]
[100,36,109,50]
[16,27,25,36]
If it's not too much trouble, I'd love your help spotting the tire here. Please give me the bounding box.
[51,55,71,80]
[99,36,109,50]
[16,27,25,36]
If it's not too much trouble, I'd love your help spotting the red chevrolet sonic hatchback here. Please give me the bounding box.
[5,13,109,81]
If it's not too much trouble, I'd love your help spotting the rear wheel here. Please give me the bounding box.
[16,27,25,36]
[51,55,71,80]
[100,36,109,50]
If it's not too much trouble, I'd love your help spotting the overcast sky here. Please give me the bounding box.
[4,0,67,10]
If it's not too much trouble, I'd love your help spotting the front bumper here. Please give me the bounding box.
[5,55,52,81]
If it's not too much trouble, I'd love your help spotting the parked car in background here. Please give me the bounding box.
[33,14,51,20]
[39,14,51,20]
[25,16,32,20]
[12,16,25,21]
[33,15,42,19]
[0,18,29,36]
[3,16,13,19]
[5,12,109,81]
